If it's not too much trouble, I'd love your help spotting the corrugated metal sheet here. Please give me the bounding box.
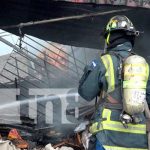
[58,0,150,9]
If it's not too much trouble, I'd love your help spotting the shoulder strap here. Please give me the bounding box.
[102,51,126,101]
[101,54,115,93]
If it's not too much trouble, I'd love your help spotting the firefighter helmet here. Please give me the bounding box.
[104,15,137,38]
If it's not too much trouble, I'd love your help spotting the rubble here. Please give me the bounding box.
[8,129,28,149]
[0,126,85,150]
[0,140,21,150]
[45,144,74,150]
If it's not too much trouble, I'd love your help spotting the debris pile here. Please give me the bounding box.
[45,144,74,150]
[0,127,85,150]
[0,128,28,149]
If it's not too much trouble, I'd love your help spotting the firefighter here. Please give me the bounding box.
[78,15,150,150]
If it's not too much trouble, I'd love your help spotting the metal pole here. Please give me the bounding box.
[84,48,88,65]
[44,51,51,87]
[71,46,80,79]
[15,57,21,87]
[0,9,130,30]
[0,36,22,52]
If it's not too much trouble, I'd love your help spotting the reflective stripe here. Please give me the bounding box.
[89,122,102,134]
[106,33,110,44]
[102,108,111,121]
[124,63,147,66]
[123,81,147,89]
[90,108,146,134]
[104,145,148,150]
[124,63,148,79]
[146,63,149,81]
[101,55,115,92]
[90,119,146,134]
[102,121,146,134]
[124,73,147,77]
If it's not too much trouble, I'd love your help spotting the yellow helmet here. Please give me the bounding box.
[104,15,136,38]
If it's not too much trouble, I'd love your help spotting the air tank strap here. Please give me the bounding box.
[102,92,123,110]
[146,119,150,132]
[103,102,123,110]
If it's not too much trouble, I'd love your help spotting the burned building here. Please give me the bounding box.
[0,35,97,144]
